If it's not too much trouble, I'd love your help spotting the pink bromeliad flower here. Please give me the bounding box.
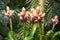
[52,15,58,25]
[18,7,28,22]
[30,9,38,23]
[29,6,45,23]
[39,12,45,20]
[5,6,14,18]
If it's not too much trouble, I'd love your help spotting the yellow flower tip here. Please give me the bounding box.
[33,10,36,16]
[42,13,45,17]
[18,13,21,17]
[22,7,26,11]
[30,8,34,11]
[19,16,23,20]
[33,10,36,13]
[39,12,42,15]
[7,10,10,13]
[55,21,58,24]
[10,10,14,14]
[22,7,26,14]
[12,10,14,13]
[30,14,33,18]
[6,6,10,13]
[26,11,29,14]
[54,15,58,19]
[36,6,40,9]
[38,16,40,19]
[6,6,10,11]
[25,13,28,17]
[30,8,35,13]
[34,19,38,22]
[51,18,53,21]
[40,13,45,18]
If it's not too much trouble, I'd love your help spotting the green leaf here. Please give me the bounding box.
[51,31,60,40]
[44,30,54,40]
[8,32,14,40]
[46,30,54,36]
[24,36,33,40]
[30,23,39,37]
[24,23,39,40]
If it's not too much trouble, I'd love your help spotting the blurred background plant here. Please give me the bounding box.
[0,0,60,40]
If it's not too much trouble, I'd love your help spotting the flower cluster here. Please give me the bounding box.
[52,15,58,25]
[5,6,14,18]
[18,7,28,22]
[18,6,45,23]
[29,7,45,23]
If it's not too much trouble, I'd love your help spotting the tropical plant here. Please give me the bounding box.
[0,0,60,40]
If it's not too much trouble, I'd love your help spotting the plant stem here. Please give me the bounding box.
[23,23,25,38]
[9,18,14,35]
[40,24,42,40]
[52,24,55,30]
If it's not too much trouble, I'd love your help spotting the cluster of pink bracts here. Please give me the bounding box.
[5,6,14,18]
[18,6,45,23]
[5,6,58,24]
[52,15,58,25]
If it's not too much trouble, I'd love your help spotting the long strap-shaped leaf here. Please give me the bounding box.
[24,23,38,40]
